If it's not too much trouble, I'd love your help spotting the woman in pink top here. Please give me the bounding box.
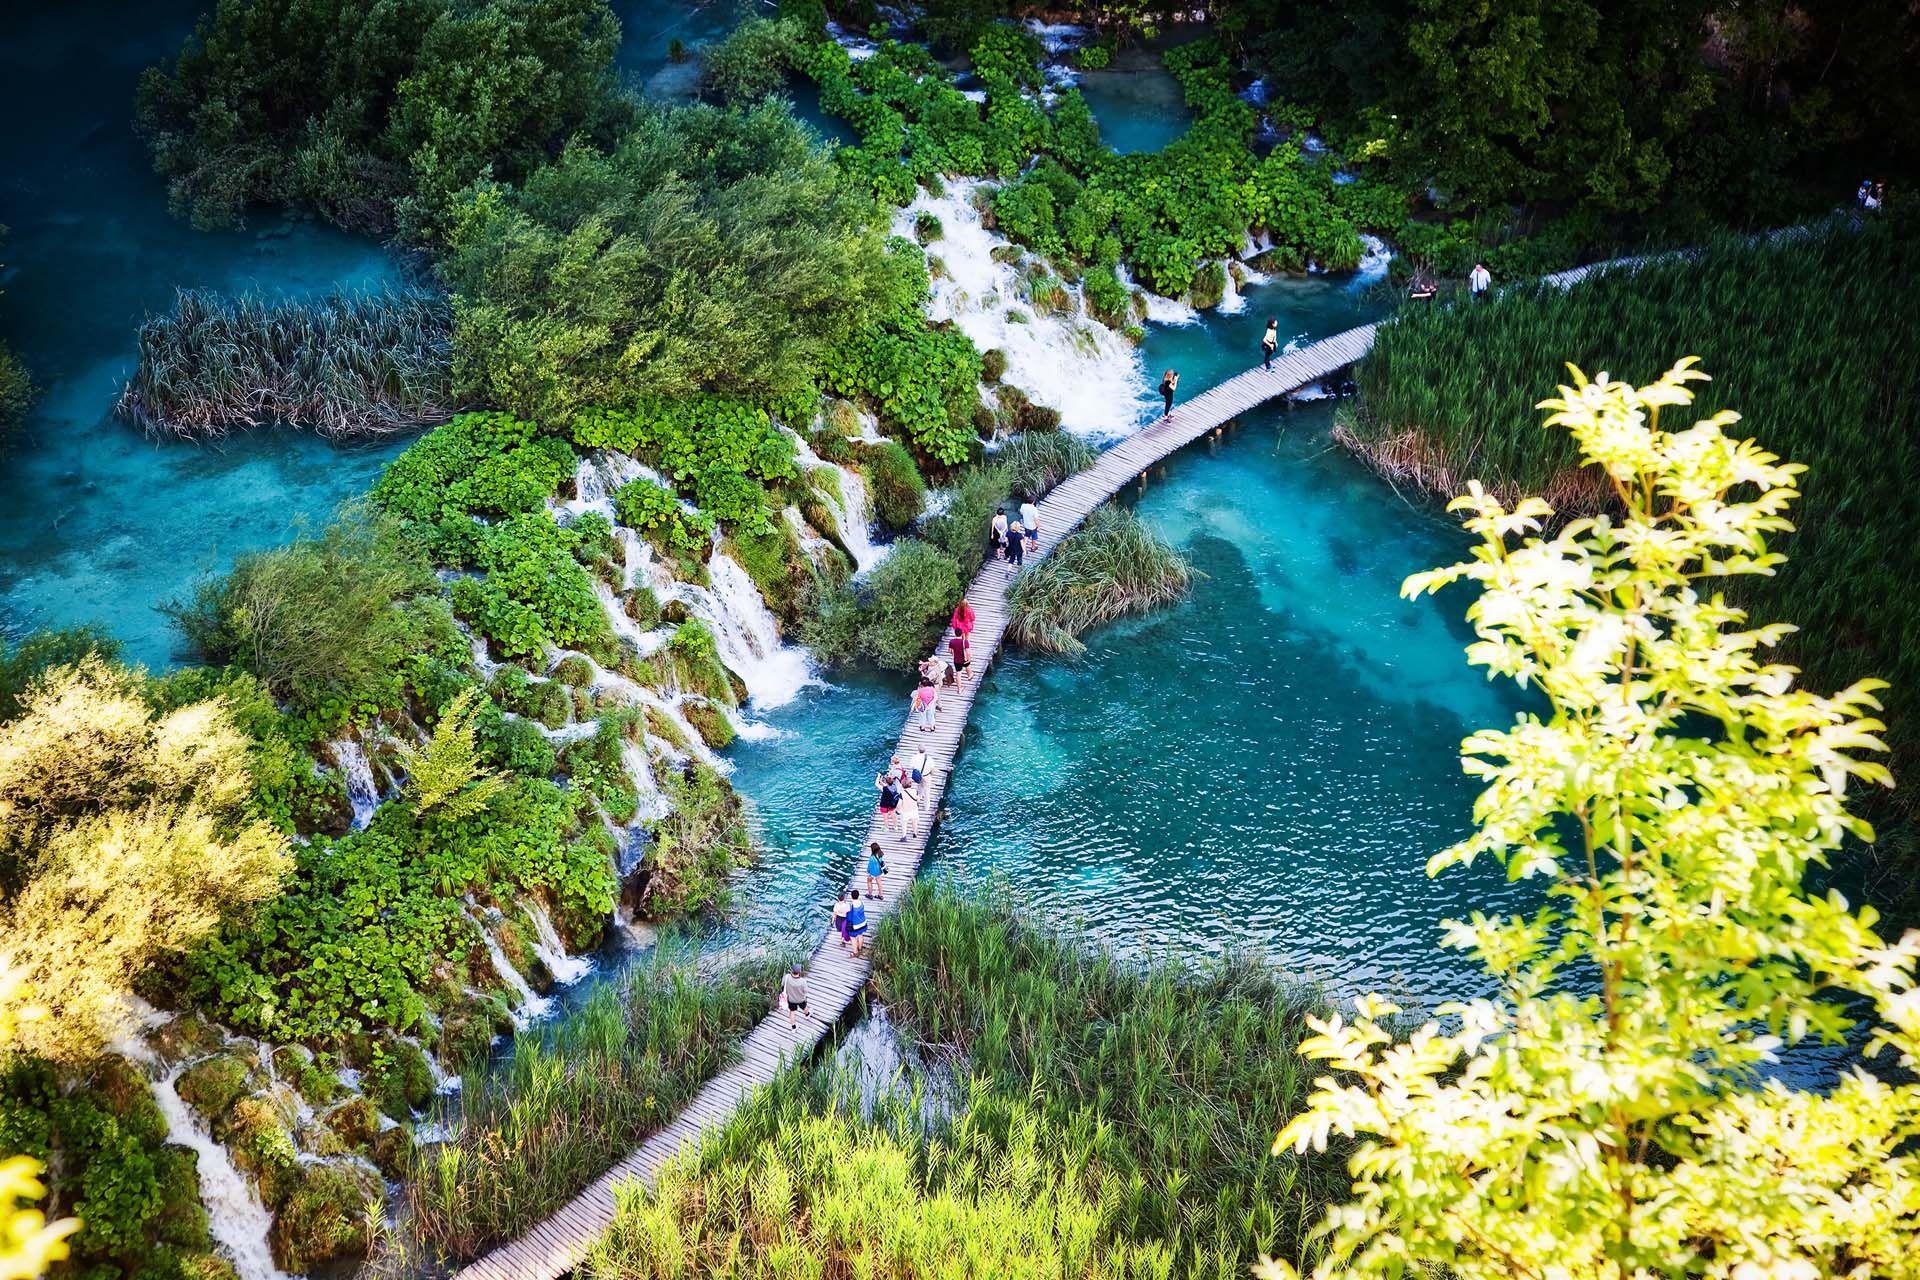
[950,598,974,638]
[911,678,939,732]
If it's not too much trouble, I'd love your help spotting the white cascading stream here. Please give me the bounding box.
[896,181,1151,436]
[328,739,379,831]
[787,430,887,575]
[522,899,593,985]
[470,910,552,1025]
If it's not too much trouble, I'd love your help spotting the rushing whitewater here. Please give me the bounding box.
[896,181,1150,436]
[328,738,379,830]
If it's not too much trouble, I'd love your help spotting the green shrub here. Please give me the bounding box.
[728,521,807,625]
[558,716,641,824]
[856,538,960,670]
[699,15,804,102]
[1190,260,1228,309]
[862,440,926,530]
[373,411,575,534]
[0,341,32,445]
[552,655,594,687]
[681,699,736,751]
[640,762,752,916]
[662,622,736,705]
[612,477,715,556]
[451,514,615,662]
[980,347,1008,383]
[921,463,1010,581]
[270,1161,377,1272]
[1082,267,1131,327]
[913,210,944,243]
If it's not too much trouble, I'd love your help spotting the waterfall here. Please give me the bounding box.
[522,900,593,986]
[654,555,815,710]
[898,182,1150,436]
[788,431,887,575]
[471,912,552,1025]
[621,739,672,821]
[1118,260,1200,330]
[110,1011,287,1280]
[328,739,379,831]
[1350,234,1393,289]
[1218,261,1245,314]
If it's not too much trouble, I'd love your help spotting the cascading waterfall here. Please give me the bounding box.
[652,555,816,709]
[897,181,1150,436]
[523,900,594,986]
[471,911,552,1025]
[789,432,887,575]
[112,1009,287,1280]
[1351,233,1393,289]
[328,739,379,830]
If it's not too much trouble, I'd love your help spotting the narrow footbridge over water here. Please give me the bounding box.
[456,320,1383,1280]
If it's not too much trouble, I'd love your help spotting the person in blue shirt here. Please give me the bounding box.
[866,841,888,899]
[845,890,869,957]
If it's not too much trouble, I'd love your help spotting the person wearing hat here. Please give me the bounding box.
[780,964,810,1029]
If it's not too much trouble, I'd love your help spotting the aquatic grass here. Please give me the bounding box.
[1007,504,1195,655]
[404,949,784,1263]
[1345,209,1920,868]
[865,880,1347,1277]
[995,429,1096,498]
[116,286,455,439]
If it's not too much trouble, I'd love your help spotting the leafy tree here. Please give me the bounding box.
[1265,361,1920,1279]
[396,688,504,820]
[441,99,890,422]
[0,659,289,1062]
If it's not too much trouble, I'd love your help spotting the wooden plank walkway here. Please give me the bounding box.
[452,320,1381,1280]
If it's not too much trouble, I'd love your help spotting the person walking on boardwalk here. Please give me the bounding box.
[866,840,888,899]
[876,770,903,831]
[832,890,852,948]
[990,506,1009,560]
[1261,318,1279,370]
[1019,497,1040,552]
[1005,519,1026,568]
[780,964,810,1030]
[948,626,971,683]
[912,676,940,732]
[1159,368,1179,418]
[1468,261,1491,300]
[905,747,932,795]
[846,890,869,957]
[951,597,975,640]
[896,783,922,839]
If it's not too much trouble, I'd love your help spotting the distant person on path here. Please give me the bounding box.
[990,506,1009,560]
[912,677,940,732]
[1859,179,1874,208]
[1019,498,1040,552]
[866,841,887,898]
[780,965,809,1030]
[906,748,931,793]
[896,784,922,838]
[1005,519,1026,567]
[1468,261,1492,300]
[832,890,852,947]
[876,770,903,831]
[920,651,949,688]
[1866,181,1885,211]
[948,626,971,682]
[1159,369,1179,418]
[951,598,975,639]
[1261,318,1279,369]
[846,891,869,956]
[1408,269,1437,301]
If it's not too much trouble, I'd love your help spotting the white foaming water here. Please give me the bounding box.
[1218,261,1245,314]
[329,739,379,830]
[523,900,593,986]
[1119,261,1200,328]
[1350,234,1393,289]
[832,1004,959,1125]
[621,738,673,821]
[790,432,888,575]
[656,555,815,709]
[472,912,552,1025]
[900,182,1148,436]
[113,1010,288,1280]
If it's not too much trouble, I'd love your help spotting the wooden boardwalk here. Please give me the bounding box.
[452,320,1381,1280]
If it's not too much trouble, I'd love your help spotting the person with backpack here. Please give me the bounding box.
[1158,369,1179,418]
[866,841,887,899]
[911,677,940,732]
[1468,261,1492,299]
[845,890,869,956]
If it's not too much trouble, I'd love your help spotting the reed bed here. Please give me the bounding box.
[859,880,1347,1278]
[1348,209,1920,849]
[995,429,1096,498]
[116,286,456,439]
[405,950,783,1263]
[1008,504,1195,655]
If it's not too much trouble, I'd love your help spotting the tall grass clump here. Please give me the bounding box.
[583,1086,1184,1279]
[1346,209,1920,871]
[996,429,1096,497]
[865,880,1346,1278]
[1008,504,1194,654]
[405,951,781,1263]
[117,286,455,439]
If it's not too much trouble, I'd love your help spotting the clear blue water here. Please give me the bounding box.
[0,1,404,667]
[1076,54,1193,155]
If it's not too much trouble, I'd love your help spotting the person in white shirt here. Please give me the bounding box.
[1019,498,1040,552]
[1468,261,1492,299]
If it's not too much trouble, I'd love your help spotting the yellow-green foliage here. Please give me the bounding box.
[584,1092,1179,1279]
[396,687,504,820]
[0,962,78,1280]
[0,659,288,1062]
[1266,362,1920,1279]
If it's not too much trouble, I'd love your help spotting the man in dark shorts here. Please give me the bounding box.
[781,965,809,1029]
[948,627,970,682]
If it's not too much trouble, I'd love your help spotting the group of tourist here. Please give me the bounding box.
[988,499,1042,566]
[1858,179,1888,210]
[778,595,984,1030]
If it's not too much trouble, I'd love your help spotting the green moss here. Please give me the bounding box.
[437,1005,500,1071]
[552,654,594,687]
[174,1056,251,1127]
[682,700,736,751]
[268,1162,378,1273]
[372,1123,416,1180]
[981,348,1008,383]
[861,440,926,531]
[148,1014,224,1069]
[227,1096,300,1205]
[727,522,805,626]
[623,587,661,630]
[152,1145,215,1250]
[88,1054,167,1147]
[322,1096,379,1150]
[1190,260,1228,309]
[645,706,689,751]
[367,1039,434,1121]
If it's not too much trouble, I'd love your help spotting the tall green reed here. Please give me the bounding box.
[1008,504,1195,655]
